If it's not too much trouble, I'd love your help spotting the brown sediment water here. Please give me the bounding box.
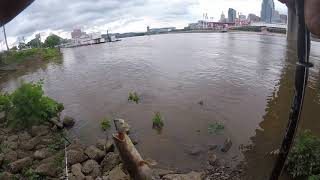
[1,33,320,179]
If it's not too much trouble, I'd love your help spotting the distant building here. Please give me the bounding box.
[185,20,235,30]
[147,27,176,34]
[261,0,275,23]
[220,12,227,23]
[280,14,287,23]
[71,29,86,39]
[239,14,246,20]
[272,10,281,23]
[247,14,260,22]
[228,8,237,23]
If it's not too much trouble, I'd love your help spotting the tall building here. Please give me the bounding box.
[228,8,237,23]
[220,12,227,23]
[261,0,275,23]
[239,14,246,20]
[280,14,288,23]
[248,13,260,22]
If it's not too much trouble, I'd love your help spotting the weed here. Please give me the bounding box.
[128,92,140,104]
[208,122,224,134]
[100,117,111,131]
[22,168,41,180]
[152,112,164,129]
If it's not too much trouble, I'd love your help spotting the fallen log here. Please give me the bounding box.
[113,119,155,180]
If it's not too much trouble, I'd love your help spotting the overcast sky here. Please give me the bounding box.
[0,0,287,49]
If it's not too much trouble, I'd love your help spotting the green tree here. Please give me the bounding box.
[10,46,18,51]
[27,38,43,48]
[44,34,61,48]
[18,42,27,50]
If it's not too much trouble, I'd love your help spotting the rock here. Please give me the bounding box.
[35,163,57,177]
[208,144,218,151]
[221,138,232,152]
[63,116,75,128]
[7,135,18,142]
[71,163,85,180]
[106,165,129,180]
[4,151,18,163]
[31,125,49,137]
[153,168,175,177]
[34,148,51,160]
[0,172,15,180]
[18,131,31,141]
[68,142,86,152]
[19,136,41,151]
[101,152,121,173]
[16,150,32,159]
[82,159,101,178]
[67,149,88,165]
[84,145,105,161]
[186,146,203,156]
[162,171,204,180]
[2,140,18,150]
[0,111,5,122]
[9,157,33,173]
[128,134,139,145]
[96,139,114,152]
[208,154,217,166]
[85,176,95,180]
[69,173,78,180]
[95,177,103,180]
[49,117,63,129]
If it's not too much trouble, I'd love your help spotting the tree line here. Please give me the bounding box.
[11,34,67,50]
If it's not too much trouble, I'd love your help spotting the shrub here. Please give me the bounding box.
[0,93,11,112]
[287,130,320,178]
[152,112,164,129]
[208,122,224,134]
[22,168,41,180]
[6,81,63,129]
[100,117,111,131]
[128,92,140,104]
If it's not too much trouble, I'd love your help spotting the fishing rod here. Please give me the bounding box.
[270,0,313,179]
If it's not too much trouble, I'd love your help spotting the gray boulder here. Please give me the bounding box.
[208,154,217,166]
[71,163,85,180]
[7,135,18,142]
[84,145,105,161]
[82,159,101,178]
[19,136,41,151]
[4,151,18,163]
[35,162,58,177]
[221,138,232,152]
[2,140,18,150]
[31,125,49,137]
[16,150,32,159]
[49,117,63,129]
[100,152,121,173]
[106,165,129,180]
[18,131,31,141]
[96,139,114,152]
[34,148,51,160]
[9,157,33,173]
[67,149,88,165]
[63,116,75,128]
[0,172,15,179]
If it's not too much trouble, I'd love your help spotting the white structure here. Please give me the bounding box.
[62,31,106,48]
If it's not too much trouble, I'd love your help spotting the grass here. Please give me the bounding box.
[0,48,62,65]
[152,112,164,129]
[128,92,140,104]
[100,117,111,131]
[208,122,225,134]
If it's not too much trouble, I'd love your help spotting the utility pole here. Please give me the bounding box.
[3,25,9,51]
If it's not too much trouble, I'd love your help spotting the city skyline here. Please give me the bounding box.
[0,0,287,49]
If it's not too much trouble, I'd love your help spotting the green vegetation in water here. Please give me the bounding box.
[208,122,225,134]
[0,81,64,129]
[128,92,140,104]
[100,117,111,131]
[287,130,320,179]
[152,112,164,129]
[0,48,62,65]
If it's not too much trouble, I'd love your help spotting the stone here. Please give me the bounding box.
[208,144,218,151]
[85,176,95,180]
[82,159,101,178]
[35,163,57,177]
[19,136,41,151]
[95,177,103,180]
[31,125,49,137]
[49,117,63,129]
[18,131,31,141]
[128,134,139,145]
[4,151,18,163]
[101,152,121,173]
[9,157,33,173]
[16,150,32,159]
[2,140,18,150]
[96,139,114,152]
[153,168,175,177]
[106,165,129,180]
[208,154,217,166]
[162,171,204,180]
[84,145,105,161]
[69,173,77,180]
[186,146,203,156]
[67,149,88,165]
[0,172,15,180]
[0,111,5,121]
[63,116,75,128]
[221,138,232,153]
[71,163,85,180]
[7,135,18,142]
[34,148,51,160]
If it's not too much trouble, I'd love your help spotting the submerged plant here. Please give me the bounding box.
[128,92,140,104]
[100,117,111,131]
[152,112,164,129]
[208,122,225,134]
[287,130,320,178]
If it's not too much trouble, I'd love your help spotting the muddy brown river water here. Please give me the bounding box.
[1,33,320,179]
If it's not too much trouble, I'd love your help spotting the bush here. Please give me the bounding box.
[287,130,320,178]
[0,93,11,112]
[100,117,111,131]
[152,112,164,129]
[128,92,140,104]
[5,81,63,129]
[208,122,224,134]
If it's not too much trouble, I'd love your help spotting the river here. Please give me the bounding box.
[1,32,320,179]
